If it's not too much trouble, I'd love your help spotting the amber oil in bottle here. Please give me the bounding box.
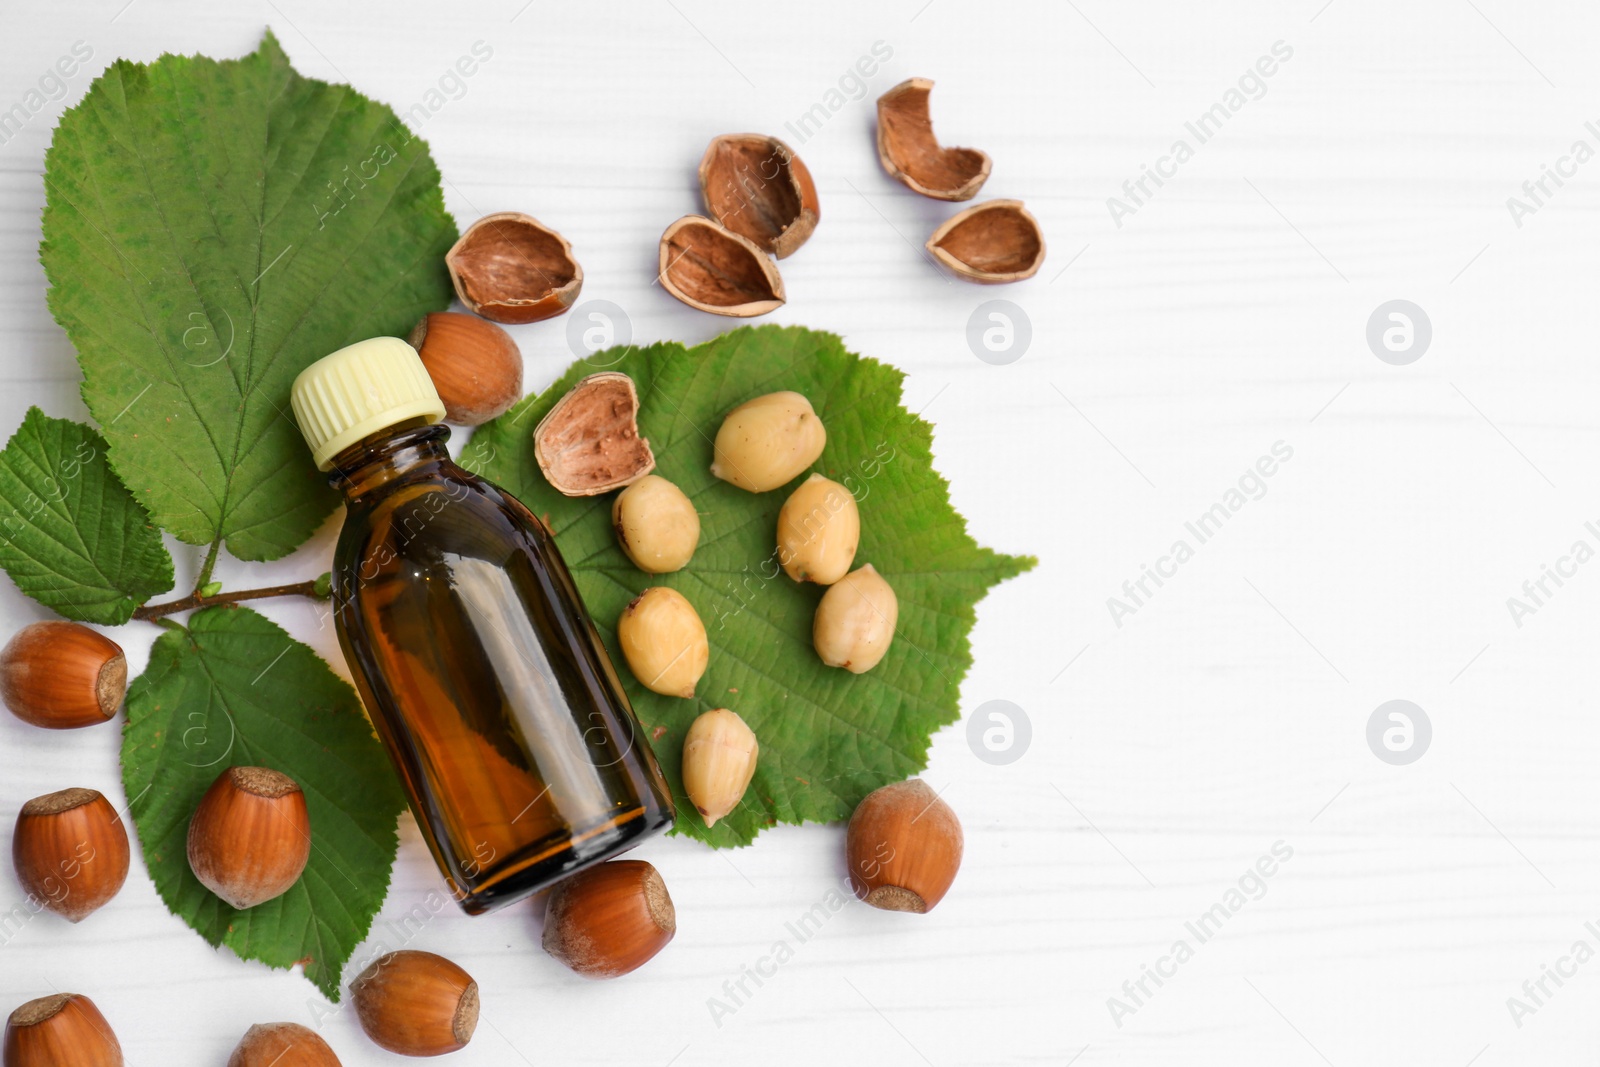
[291,338,673,914]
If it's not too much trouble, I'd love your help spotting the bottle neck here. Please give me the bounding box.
[328,419,453,500]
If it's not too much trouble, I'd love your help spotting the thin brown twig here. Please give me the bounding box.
[131,580,324,621]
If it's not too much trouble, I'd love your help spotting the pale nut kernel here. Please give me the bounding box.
[777,473,859,585]
[612,475,700,574]
[681,709,759,828]
[813,564,898,673]
[617,588,709,698]
[710,391,826,493]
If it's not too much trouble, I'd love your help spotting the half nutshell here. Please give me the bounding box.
[876,77,991,202]
[698,133,820,259]
[533,372,656,496]
[446,211,583,324]
[926,200,1045,284]
[658,216,786,317]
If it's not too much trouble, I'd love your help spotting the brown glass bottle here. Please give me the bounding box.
[326,418,674,914]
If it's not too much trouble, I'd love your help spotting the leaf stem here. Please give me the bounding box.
[194,536,223,593]
[133,580,323,622]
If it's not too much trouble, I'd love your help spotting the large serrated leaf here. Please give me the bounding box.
[469,326,1035,847]
[40,29,457,562]
[0,406,172,623]
[121,606,406,1000]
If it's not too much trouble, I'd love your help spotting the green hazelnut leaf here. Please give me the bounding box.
[470,326,1036,847]
[0,407,172,624]
[40,29,456,562]
[121,606,406,1001]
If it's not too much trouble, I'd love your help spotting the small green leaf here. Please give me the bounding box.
[0,407,172,624]
[41,30,457,562]
[312,571,332,599]
[472,326,1035,847]
[198,581,222,597]
[122,606,406,1000]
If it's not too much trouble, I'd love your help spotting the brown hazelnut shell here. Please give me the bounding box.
[533,372,656,496]
[186,766,311,910]
[407,311,523,425]
[350,950,478,1057]
[0,621,125,729]
[926,200,1046,284]
[3,993,123,1067]
[698,133,820,259]
[227,1022,342,1067]
[876,77,992,201]
[12,787,130,923]
[658,216,786,318]
[445,211,583,324]
[846,779,963,913]
[542,859,675,979]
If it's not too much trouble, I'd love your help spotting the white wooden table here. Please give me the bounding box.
[3,1,1598,1063]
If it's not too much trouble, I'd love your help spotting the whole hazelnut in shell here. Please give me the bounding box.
[543,860,676,978]
[187,766,311,910]
[3,993,123,1067]
[407,311,522,426]
[846,779,963,914]
[350,950,479,1057]
[227,1022,342,1067]
[12,787,130,923]
[0,621,125,729]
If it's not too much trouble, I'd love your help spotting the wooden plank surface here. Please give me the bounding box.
[2,1,1598,1063]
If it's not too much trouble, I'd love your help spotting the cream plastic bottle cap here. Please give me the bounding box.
[291,337,447,470]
